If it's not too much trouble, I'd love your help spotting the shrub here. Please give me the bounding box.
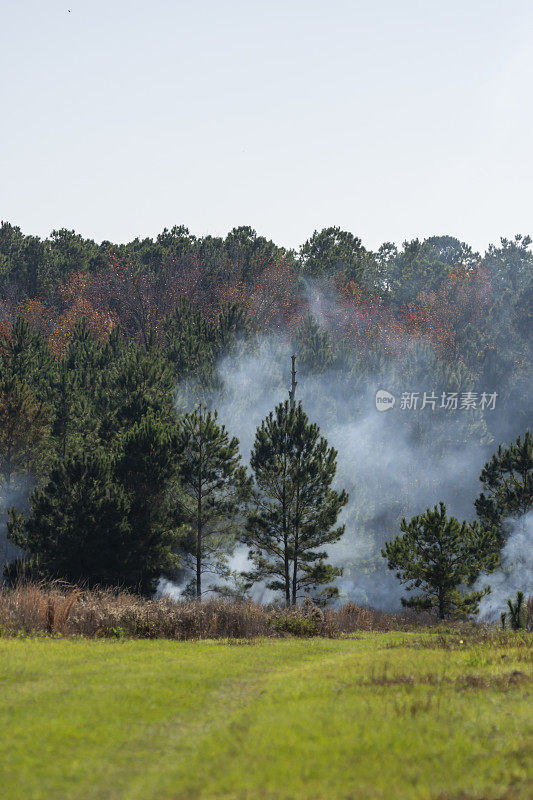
[501,591,528,631]
[0,583,425,640]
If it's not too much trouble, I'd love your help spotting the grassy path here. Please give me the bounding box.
[0,632,531,799]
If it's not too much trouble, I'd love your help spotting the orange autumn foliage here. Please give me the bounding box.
[402,265,493,360]
[6,256,494,365]
[19,273,117,358]
[334,280,409,358]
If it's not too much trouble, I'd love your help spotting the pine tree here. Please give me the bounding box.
[0,376,51,577]
[9,412,180,593]
[382,503,499,619]
[174,405,250,599]
[0,319,54,577]
[114,411,180,594]
[475,430,533,544]
[8,452,132,588]
[213,302,251,354]
[0,316,55,402]
[0,376,50,491]
[163,300,215,389]
[50,360,100,460]
[295,314,334,374]
[244,400,348,605]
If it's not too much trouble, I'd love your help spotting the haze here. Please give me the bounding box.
[2,0,533,251]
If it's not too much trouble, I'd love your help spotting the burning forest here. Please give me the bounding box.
[0,225,530,622]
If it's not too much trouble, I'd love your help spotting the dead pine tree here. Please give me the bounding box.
[243,355,348,605]
[288,354,297,410]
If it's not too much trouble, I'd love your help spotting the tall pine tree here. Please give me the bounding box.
[244,400,348,605]
[174,406,250,598]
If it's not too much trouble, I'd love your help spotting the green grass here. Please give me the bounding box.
[1,632,532,800]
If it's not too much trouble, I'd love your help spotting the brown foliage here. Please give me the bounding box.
[3,251,497,367]
[401,265,493,361]
[0,584,412,639]
[18,273,117,357]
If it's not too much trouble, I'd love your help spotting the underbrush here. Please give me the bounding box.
[0,583,427,639]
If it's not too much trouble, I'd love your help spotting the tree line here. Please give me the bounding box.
[0,224,530,451]
[0,222,531,613]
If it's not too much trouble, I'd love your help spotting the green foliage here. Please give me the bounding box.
[501,590,527,631]
[484,234,532,292]
[106,626,126,639]
[114,411,180,594]
[271,615,319,636]
[7,452,132,588]
[475,430,533,543]
[299,226,371,283]
[9,412,180,594]
[0,222,103,296]
[0,317,55,402]
[376,235,478,305]
[294,314,335,374]
[0,375,50,489]
[224,225,291,282]
[244,400,348,604]
[162,299,251,395]
[382,503,500,619]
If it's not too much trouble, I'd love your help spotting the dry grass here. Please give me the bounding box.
[0,583,422,639]
[4,584,528,640]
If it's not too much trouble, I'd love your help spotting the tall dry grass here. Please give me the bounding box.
[0,583,417,639]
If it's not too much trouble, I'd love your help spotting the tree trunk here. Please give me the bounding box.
[291,555,297,606]
[284,546,290,606]
[283,515,290,606]
[289,354,297,410]
[282,451,290,606]
[291,486,300,605]
[438,588,445,620]
[196,499,202,600]
[196,419,203,601]
[5,442,12,492]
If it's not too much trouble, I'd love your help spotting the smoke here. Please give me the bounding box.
[476,511,533,620]
[168,278,529,610]
[207,335,491,610]
[0,479,33,585]
[157,577,184,601]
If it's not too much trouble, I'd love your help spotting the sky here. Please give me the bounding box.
[2,0,533,253]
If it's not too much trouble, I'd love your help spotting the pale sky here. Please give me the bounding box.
[2,0,533,252]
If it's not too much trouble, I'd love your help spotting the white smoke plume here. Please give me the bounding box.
[167,275,528,610]
[0,480,33,585]
[206,336,491,609]
[476,511,533,620]
[157,577,184,601]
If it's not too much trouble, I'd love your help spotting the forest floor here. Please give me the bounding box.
[1,631,532,800]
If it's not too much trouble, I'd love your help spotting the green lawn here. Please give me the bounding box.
[0,632,531,800]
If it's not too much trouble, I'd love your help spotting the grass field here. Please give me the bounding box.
[1,632,531,800]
